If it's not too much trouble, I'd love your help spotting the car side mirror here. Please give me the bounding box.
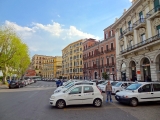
[138,88,142,93]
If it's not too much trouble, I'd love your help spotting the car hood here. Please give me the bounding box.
[51,92,65,97]
[116,90,134,96]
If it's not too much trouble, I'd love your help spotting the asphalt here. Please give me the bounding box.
[0,81,159,120]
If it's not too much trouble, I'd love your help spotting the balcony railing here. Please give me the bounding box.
[146,5,160,18]
[104,48,115,53]
[120,33,160,54]
[133,18,146,28]
[123,27,133,35]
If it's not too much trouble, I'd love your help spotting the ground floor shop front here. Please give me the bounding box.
[116,50,160,81]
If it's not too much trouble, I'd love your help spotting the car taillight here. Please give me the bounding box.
[97,86,102,94]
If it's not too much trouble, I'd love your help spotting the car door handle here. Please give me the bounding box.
[78,95,81,96]
[92,93,94,95]
[151,93,154,94]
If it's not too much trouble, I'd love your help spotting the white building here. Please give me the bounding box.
[112,0,160,81]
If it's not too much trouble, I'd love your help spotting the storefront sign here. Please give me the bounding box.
[137,70,141,74]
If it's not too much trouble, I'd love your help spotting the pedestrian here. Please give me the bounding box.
[56,79,60,87]
[133,75,137,82]
[105,81,112,102]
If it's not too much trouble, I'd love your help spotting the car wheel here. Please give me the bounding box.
[56,100,66,109]
[130,98,138,107]
[9,87,11,89]
[93,98,102,107]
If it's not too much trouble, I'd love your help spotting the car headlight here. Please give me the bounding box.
[51,96,55,99]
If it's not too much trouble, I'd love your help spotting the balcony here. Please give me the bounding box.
[104,48,115,53]
[123,27,133,36]
[133,18,146,30]
[146,5,160,20]
[120,33,160,54]
[119,34,124,40]
[109,63,115,67]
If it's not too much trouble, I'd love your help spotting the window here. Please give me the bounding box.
[157,25,160,34]
[121,45,124,51]
[112,57,114,64]
[110,30,113,36]
[107,58,109,65]
[120,28,123,35]
[139,11,143,19]
[111,43,113,50]
[128,21,132,28]
[112,68,114,72]
[69,87,82,94]
[83,86,94,93]
[140,84,151,92]
[101,47,103,53]
[153,84,160,91]
[105,33,108,39]
[106,45,108,51]
[141,34,146,42]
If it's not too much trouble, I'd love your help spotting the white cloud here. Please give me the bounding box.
[4,20,99,57]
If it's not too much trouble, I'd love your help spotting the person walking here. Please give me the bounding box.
[105,81,112,102]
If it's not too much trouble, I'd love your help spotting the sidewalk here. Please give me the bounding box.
[0,82,8,89]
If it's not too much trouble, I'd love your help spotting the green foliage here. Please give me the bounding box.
[0,26,30,84]
[102,72,109,80]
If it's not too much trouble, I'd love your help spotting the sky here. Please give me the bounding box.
[0,0,132,58]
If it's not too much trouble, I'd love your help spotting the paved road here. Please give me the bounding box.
[0,81,159,120]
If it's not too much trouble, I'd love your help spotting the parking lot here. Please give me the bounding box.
[0,81,160,120]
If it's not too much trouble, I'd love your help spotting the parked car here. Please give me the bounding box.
[115,82,160,107]
[91,80,105,85]
[112,81,133,94]
[50,84,103,108]
[54,80,96,94]
[9,80,24,88]
[98,81,118,92]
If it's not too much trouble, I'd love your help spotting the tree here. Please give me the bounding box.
[102,72,109,80]
[0,26,30,84]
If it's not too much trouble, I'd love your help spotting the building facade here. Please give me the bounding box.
[31,54,48,76]
[42,56,62,79]
[62,39,84,79]
[83,27,116,80]
[42,57,54,78]
[112,0,160,81]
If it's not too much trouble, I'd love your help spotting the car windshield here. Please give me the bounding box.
[64,85,75,93]
[64,82,74,88]
[111,82,118,86]
[102,81,108,85]
[114,82,122,87]
[126,83,142,90]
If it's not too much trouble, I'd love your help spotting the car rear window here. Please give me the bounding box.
[83,86,94,93]
[153,84,160,91]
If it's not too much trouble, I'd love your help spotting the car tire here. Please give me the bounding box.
[9,87,11,89]
[56,100,66,109]
[93,98,102,107]
[130,98,138,107]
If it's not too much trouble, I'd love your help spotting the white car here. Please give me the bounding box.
[112,81,133,94]
[50,84,103,108]
[115,82,160,107]
[98,81,118,92]
[54,81,96,94]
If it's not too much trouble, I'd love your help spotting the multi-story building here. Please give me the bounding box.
[112,0,160,81]
[31,54,49,76]
[42,56,62,79]
[54,56,62,78]
[83,26,116,80]
[56,68,62,78]
[42,57,54,78]
[62,39,84,79]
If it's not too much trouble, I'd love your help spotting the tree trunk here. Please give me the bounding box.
[2,64,8,84]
